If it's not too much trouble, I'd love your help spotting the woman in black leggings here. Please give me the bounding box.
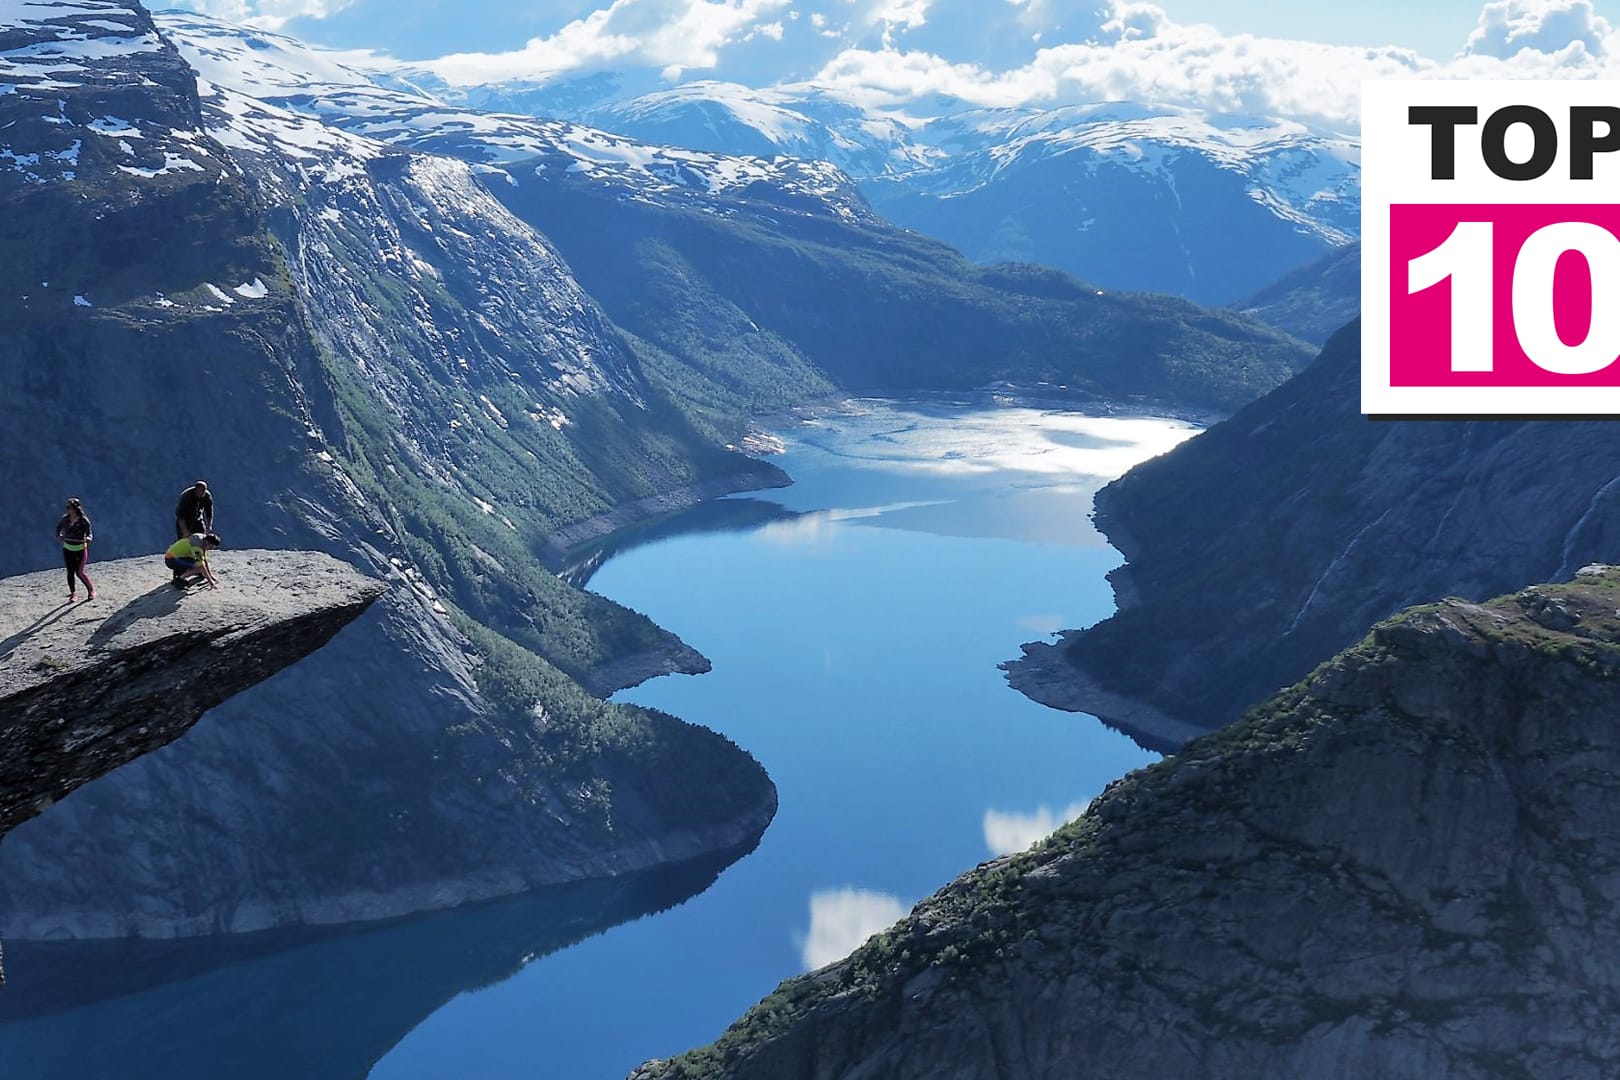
[56,497,94,602]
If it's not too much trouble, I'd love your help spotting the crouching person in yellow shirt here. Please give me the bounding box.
[165,533,222,589]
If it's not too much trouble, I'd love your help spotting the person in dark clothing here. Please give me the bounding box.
[175,480,213,539]
[56,497,94,602]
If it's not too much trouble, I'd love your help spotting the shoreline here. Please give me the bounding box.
[1001,632,1207,756]
[0,828,775,1027]
[545,458,791,696]
[542,461,792,568]
[577,640,712,697]
[562,392,1215,737]
[0,783,777,946]
[751,386,1226,433]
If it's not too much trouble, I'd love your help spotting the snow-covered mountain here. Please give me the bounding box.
[582,80,942,180]
[156,13,876,223]
[910,103,1357,237]
[575,82,1361,304]
[864,101,1359,304]
[0,0,211,189]
[139,15,1359,305]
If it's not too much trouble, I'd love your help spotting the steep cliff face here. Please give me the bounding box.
[497,175,1312,423]
[641,569,1620,1080]
[0,0,775,942]
[0,0,1311,947]
[1008,322,1620,747]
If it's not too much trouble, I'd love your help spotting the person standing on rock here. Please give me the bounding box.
[166,533,221,590]
[174,480,213,540]
[55,498,94,602]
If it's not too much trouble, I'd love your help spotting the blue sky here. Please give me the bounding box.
[1159,1,1508,58]
[167,0,1619,127]
[239,0,1590,62]
[265,0,1527,61]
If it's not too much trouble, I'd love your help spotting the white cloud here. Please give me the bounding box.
[983,801,1089,856]
[177,0,359,31]
[1463,0,1612,59]
[808,0,1620,129]
[1100,0,1172,41]
[177,0,1620,129]
[866,0,933,47]
[422,0,791,85]
[797,887,908,970]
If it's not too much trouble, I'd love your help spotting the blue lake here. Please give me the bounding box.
[0,399,1191,1080]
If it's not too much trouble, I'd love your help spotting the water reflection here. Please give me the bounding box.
[982,802,1094,858]
[0,398,1181,1080]
[787,402,1199,482]
[556,499,800,588]
[0,846,751,1080]
[796,888,909,972]
[558,401,1197,588]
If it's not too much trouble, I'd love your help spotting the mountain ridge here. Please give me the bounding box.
[144,18,1363,304]
[574,83,1361,304]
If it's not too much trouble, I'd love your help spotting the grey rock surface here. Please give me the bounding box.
[0,549,383,838]
[0,550,383,983]
[641,570,1620,1080]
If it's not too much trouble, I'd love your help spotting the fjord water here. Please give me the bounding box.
[0,399,1190,1080]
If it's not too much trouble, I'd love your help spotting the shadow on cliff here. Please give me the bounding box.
[0,602,76,660]
[84,584,191,649]
[0,842,755,1080]
[1,581,198,659]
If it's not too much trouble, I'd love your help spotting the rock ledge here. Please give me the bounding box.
[0,549,385,839]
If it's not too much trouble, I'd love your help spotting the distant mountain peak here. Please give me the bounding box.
[156,11,879,223]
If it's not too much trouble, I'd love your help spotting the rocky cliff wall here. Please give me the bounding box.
[1008,322,1620,748]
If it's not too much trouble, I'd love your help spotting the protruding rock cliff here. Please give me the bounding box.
[0,549,384,982]
[0,550,383,837]
[640,568,1620,1080]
